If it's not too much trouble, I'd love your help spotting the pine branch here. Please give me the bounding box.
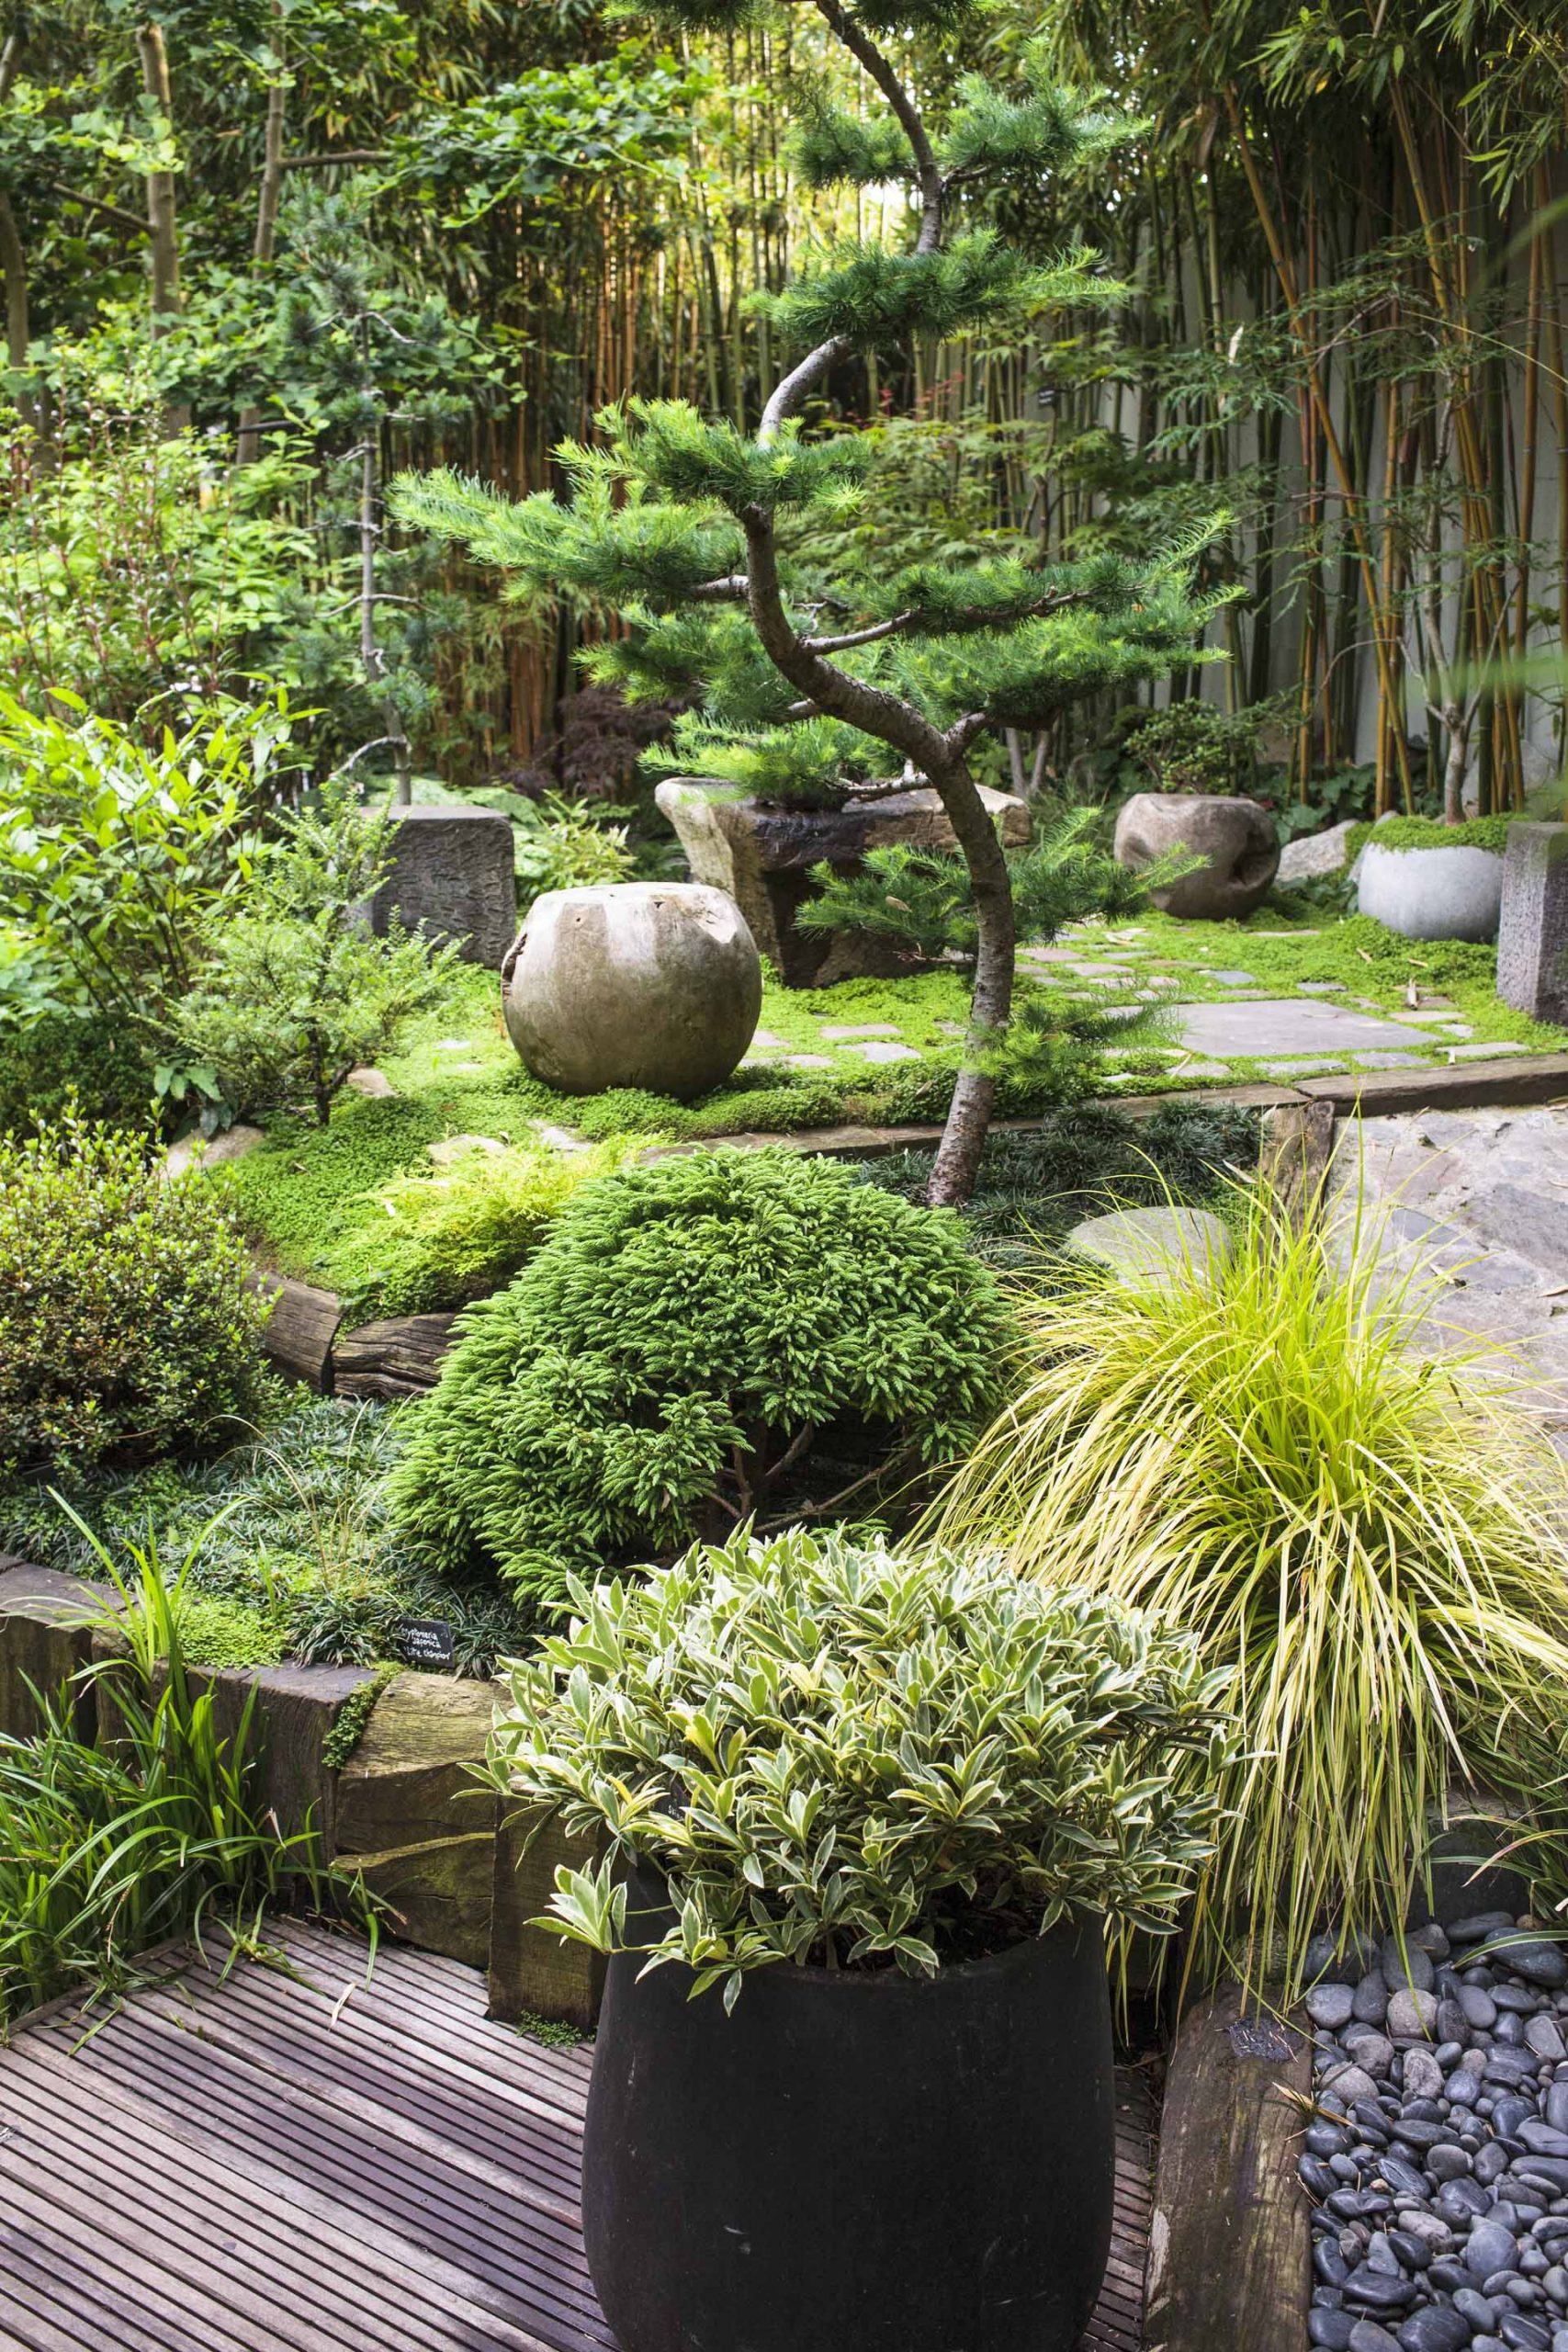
[802,586,1093,654]
[812,0,942,243]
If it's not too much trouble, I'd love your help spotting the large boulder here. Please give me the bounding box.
[502,880,761,1099]
[1113,793,1280,921]
[656,778,1031,987]
[1356,840,1503,942]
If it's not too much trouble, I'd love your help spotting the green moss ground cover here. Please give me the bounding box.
[1084,907,1565,1065]
[219,903,1568,1304]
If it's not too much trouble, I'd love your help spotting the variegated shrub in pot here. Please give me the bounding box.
[488,1528,1230,2352]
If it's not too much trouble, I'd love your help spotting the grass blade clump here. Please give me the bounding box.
[932,1177,1568,1996]
[0,1510,358,2022]
[323,1134,645,1318]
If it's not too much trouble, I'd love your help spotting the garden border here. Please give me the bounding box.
[0,1566,601,2029]
[248,1054,1568,1395]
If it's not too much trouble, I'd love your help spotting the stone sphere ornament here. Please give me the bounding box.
[1113,792,1280,921]
[502,882,762,1100]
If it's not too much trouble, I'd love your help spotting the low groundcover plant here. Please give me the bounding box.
[488,1526,1232,2007]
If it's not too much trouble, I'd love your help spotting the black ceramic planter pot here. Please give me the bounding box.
[581,1888,1114,2352]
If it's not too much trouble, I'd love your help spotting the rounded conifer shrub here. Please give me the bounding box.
[0,1111,270,1477]
[387,1147,1012,1612]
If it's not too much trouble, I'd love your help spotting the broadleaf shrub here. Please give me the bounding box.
[389,1148,1012,1611]
[489,1526,1230,2003]
[0,1113,271,1476]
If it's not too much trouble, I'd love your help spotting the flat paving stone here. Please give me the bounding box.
[750,1030,787,1049]
[788,1052,834,1069]
[1353,1051,1433,1069]
[1332,1106,1568,1425]
[852,1040,921,1063]
[820,1023,901,1038]
[1210,968,1258,986]
[1444,1040,1530,1058]
[1068,1204,1234,1287]
[1298,980,1348,994]
[1262,1057,1348,1078]
[1177,997,1433,1057]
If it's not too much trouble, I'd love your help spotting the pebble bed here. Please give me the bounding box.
[1304,1912,1568,2352]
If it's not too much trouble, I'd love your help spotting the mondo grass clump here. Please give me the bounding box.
[0,1517,358,2022]
[932,1174,1568,1998]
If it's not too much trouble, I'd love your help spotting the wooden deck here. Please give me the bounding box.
[0,1918,1155,2352]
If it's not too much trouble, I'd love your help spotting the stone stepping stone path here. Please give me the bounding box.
[1303,1909,1568,2352]
[1178,999,1430,1058]
[1332,1107,1568,1427]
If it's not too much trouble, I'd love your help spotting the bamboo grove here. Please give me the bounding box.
[2,0,1564,810]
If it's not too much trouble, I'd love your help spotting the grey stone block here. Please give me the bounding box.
[1357,839,1504,942]
[1499,822,1568,1025]
[367,806,517,967]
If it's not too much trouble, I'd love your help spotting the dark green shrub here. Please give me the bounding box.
[388,1148,1013,1611]
[0,1012,152,1136]
[0,1112,271,1477]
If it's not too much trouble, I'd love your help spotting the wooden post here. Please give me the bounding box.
[1145,1984,1311,2352]
[1258,1100,1337,1234]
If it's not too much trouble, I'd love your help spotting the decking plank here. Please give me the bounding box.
[0,1919,1154,2351]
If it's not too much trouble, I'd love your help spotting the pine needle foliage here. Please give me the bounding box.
[388,1148,1011,1611]
[791,106,915,189]
[931,1176,1568,1999]
[389,11,1226,1204]
[796,808,1157,962]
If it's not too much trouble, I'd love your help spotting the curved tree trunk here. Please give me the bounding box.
[924,752,1015,1206]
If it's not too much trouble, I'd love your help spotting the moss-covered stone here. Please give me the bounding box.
[333,1669,499,1852]
[329,1669,500,1965]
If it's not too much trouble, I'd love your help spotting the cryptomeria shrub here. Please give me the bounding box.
[388,1148,1012,1611]
[0,1112,270,1477]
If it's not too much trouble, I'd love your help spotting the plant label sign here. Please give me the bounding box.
[399,1616,457,1669]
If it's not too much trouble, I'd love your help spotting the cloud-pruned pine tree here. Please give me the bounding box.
[393,1,1226,1204]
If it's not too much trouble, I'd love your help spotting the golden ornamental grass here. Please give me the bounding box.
[931,1177,1568,1997]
